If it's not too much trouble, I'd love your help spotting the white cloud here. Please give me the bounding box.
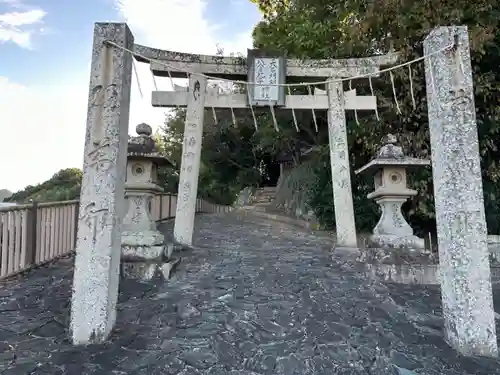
[0,7,46,49]
[0,0,257,192]
[115,0,255,134]
[0,77,88,191]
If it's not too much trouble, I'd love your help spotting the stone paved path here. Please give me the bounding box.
[1,213,500,374]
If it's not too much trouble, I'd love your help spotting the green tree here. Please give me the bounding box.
[0,189,12,202]
[250,0,500,234]
[157,105,265,205]
[6,168,82,203]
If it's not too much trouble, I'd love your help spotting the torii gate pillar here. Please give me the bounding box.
[327,80,357,247]
[173,75,207,246]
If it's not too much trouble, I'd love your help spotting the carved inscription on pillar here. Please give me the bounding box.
[81,202,109,244]
[89,82,119,145]
[87,139,113,173]
[326,80,357,247]
[424,26,497,357]
[173,75,207,246]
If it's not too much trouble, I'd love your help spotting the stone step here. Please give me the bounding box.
[251,205,269,212]
[237,207,317,231]
[256,186,276,191]
[255,190,275,196]
[253,198,275,204]
[253,202,273,208]
[254,190,275,196]
[252,192,276,199]
[250,187,277,206]
[254,195,275,200]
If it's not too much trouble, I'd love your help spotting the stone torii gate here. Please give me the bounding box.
[143,48,398,248]
[72,22,496,359]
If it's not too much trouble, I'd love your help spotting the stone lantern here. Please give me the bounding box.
[121,123,175,280]
[355,134,430,251]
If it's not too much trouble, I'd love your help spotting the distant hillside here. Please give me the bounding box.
[5,168,82,204]
[0,189,12,202]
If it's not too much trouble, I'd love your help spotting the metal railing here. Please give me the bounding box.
[0,194,231,280]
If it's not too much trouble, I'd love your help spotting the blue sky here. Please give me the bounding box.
[0,0,261,192]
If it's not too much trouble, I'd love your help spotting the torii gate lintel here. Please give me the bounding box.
[148,46,398,248]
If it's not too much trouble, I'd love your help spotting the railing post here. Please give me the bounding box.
[168,195,172,218]
[73,201,79,248]
[25,201,38,266]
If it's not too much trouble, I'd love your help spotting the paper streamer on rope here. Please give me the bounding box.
[408,66,416,110]
[248,97,258,131]
[211,107,218,124]
[427,59,437,96]
[349,80,360,125]
[211,87,218,124]
[132,59,143,99]
[230,103,237,128]
[368,76,380,121]
[389,71,402,114]
[211,84,218,124]
[307,85,319,132]
[288,86,300,132]
[165,68,180,111]
[269,104,279,132]
[150,70,159,91]
[232,84,240,128]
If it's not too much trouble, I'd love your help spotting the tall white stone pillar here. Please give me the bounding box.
[173,75,207,246]
[70,23,133,345]
[327,80,358,248]
[424,26,497,357]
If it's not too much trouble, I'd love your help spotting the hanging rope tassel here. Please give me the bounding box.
[150,69,158,91]
[212,106,218,124]
[349,80,360,125]
[164,66,180,111]
[288,86,300,132]
[307,85,319,132]
[368,76,380,121]
[389,71,402,114]
[269,104,279,132]
[247,86,258,131]
[408,65,416,110]
[211,84,218,124]
[230,106,237,128]
[132,59,143,99]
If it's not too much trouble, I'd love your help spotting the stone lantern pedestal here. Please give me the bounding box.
[355,135,437,284]
[121,123,178,280]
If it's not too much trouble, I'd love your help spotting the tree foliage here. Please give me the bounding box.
[6,168,82,203]
[249,0,500,234]
[0,189,12,202]
[157,106,266,205]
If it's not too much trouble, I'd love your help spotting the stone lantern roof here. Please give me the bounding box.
[127,123,174,167]
[355,134,430,175]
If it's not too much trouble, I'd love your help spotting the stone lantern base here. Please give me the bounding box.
[367,194,426,252]
[121,239,180,281]
[121,258,180,281]
[368,234,425,251]
[357,246,439,284]
[120,193,180,281]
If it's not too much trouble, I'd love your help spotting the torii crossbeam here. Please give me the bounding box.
[152,85,376,110]
[135,44,398,247]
